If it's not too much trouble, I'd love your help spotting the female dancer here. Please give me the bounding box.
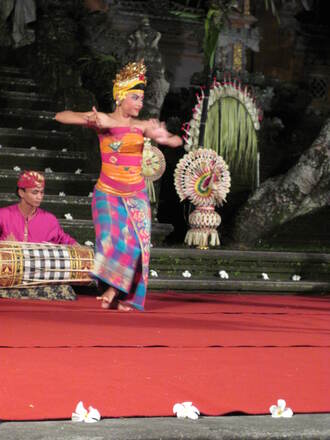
[55,60,182,311]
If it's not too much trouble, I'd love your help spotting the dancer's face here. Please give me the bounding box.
[121,92,144,117]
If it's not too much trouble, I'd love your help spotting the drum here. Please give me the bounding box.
[0,242,94,287]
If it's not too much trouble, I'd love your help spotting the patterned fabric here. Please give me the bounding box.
[0,285,76,301]
[95,127,145,197]
[91,188,151,311]
[0,242,93,287]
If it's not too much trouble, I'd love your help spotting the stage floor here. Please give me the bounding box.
[1,292,329,421]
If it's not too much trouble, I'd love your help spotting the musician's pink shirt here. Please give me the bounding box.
[0,204,76,245]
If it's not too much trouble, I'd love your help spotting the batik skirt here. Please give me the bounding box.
[91,188,151,311]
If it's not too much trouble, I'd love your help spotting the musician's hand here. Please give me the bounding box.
[5,233,17,241]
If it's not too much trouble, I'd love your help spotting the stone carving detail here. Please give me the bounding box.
[127,17,169,118]
[0,0,36,48]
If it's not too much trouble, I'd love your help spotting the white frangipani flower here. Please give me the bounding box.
[150,269,158,277]
[269,399,293,418]
[64,213,73,220]
[59,192,66,197]
[150,243,153,248]
[44,167,53,173]
[30,146,37,150]
[291,274,301,281]
[218,270,229,279]
[182,270,192,278]
[173,402,200,420]
[62,148,68,152]
[71,401,101,423]
[88,192,93,197]
[84,240,94,247]
[261,273,270,280]
[13,166,21,171]
[75,168,82,174]
[17,126,23,130]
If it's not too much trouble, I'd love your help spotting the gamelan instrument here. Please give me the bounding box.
[0,242,94,288]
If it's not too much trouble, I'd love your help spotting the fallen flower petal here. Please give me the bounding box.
[173,402,200,420]
[150,269,158,277]
[71,401,101,423]
[218,270,229,279]
[270,399,293,418]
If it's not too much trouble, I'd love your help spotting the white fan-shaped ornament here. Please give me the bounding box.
[174,149,231,248]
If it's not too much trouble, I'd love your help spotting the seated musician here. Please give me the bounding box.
[0,170,76,245]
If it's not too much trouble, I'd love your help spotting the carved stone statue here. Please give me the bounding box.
[128,16,169,118]
[0,0,36,48]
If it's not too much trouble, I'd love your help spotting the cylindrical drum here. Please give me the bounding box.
[0,242,94,287]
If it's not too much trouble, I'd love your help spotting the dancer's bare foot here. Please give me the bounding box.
[116,301,134,312]
[96,287,117,309]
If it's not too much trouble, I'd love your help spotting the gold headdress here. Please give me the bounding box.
[113,60,147,101]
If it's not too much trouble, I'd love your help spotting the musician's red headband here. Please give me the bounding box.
[17,171,45,189]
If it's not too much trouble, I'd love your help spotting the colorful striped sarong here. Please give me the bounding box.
[91,188,151,311]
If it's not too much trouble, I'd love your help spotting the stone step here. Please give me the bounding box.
[150,248,330,282]
[0,65,31,78]
[0,147,88,172]
[0,169,96,196]
[0,127,74,150]
[0,76,37,92]
[0,193,92,220]
[59,219,173,245]
[148,278,330,293]
[0,90,54,110]
[0,108,57,130]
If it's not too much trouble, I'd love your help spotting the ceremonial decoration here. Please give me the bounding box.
[174,149,231,247]
[142,137,166,203]
[182,78,262,186]
[0,242,94,287]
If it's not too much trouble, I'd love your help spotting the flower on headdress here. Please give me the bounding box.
[173,402,200,420]
[13,166,21,171]
[269,399,293,418]
[218,270,229,279]
[64,213,73,220]
[291,274,301,281]
[71,401,101,423]
[261,273,270,280]
[182,270,192,278]
[150,269,158,278]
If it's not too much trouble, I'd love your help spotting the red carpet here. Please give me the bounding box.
[0,292,329,420]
